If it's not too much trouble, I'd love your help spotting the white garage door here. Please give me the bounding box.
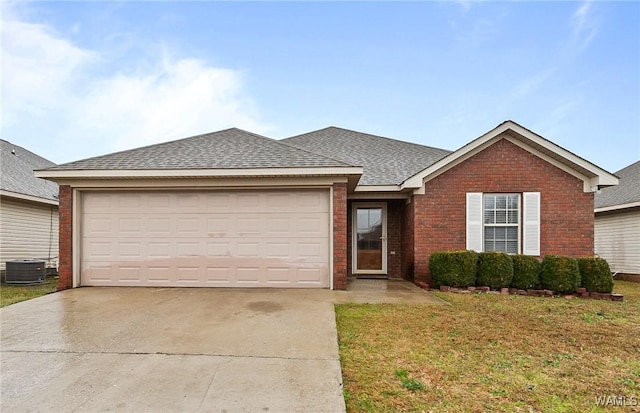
[81,190,330,288]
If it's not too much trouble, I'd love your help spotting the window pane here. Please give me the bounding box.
[484,225,518,253]
[508,210,518,224]
[496,196,507,209]
[508,196,518,209]
[484,210,494,224]
[485,227,495,238]
[496,210,507,224]
[484,195,495,210]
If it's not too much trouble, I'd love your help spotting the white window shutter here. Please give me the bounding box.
[466,193,483,252]
[522,192,541,256]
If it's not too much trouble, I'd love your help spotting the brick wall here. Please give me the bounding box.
[58,185,73,291]
[413,138,594,284]
[333,183,348,289]
[386,200,403,278]
[401,198,415,280]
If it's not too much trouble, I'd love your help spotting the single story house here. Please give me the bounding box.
[595,160,640,281]
[36,120,618,290]
[1,139,59,275]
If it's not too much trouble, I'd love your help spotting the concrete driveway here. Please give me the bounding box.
[1,288,346,412]
[1,281,442,412]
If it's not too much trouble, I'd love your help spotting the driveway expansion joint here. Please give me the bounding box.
[1,349,339,361]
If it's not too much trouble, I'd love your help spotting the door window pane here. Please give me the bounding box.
[356,208,383,270]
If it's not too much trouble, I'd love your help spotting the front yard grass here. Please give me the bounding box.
[336,281,640,412]
[0,276,58,307]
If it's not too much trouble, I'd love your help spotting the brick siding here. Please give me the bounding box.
[412,138,594,284]
[58,185,73,291]
[333,183,348,289]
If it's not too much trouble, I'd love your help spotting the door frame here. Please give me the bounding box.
[351,202,387,275]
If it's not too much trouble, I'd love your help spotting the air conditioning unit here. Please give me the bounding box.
[5,260,46,284]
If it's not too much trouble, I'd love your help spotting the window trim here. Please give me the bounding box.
[482,193,521,254]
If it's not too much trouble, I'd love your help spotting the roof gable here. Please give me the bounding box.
[595,160,640,211]
[0,139,59,203]
[282,127,451,186]
[402,120,619,194]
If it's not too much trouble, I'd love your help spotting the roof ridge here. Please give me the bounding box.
[231,128,357,167]
[285,126,451,153]
[1,139,57,167]
[278,137,360,167]
[40,128,266,170]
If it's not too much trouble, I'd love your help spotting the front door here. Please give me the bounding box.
[352,203,387,275]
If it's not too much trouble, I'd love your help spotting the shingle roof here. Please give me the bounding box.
[595,160,640,209]
[42,128,354,171]
[0,139,59,202]
[281,127,452,186]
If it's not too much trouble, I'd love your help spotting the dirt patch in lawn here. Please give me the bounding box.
[336,281,640,412]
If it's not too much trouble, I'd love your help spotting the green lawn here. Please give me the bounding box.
[336,281,640,412]
[0,277,58,307]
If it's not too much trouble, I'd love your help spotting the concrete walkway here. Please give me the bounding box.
[1,281,442,412]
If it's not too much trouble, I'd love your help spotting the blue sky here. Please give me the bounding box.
[2,1,639,173]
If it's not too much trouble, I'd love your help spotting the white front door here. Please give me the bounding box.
[352,203,387,274]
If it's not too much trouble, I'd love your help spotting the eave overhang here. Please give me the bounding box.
[0,189,59,206]
[595,201,640,214]
[35,166,364,192]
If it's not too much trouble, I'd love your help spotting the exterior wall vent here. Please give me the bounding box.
[5,260,46,284]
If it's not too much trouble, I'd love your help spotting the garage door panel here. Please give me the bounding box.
[148,266,172,282]
[81,190,330,288]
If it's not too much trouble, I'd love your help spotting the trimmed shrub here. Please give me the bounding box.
[511,255,542,290]
[540,255,581,294]
[578,257,614,293]
[429,250,478,288]
[477,252,514,290]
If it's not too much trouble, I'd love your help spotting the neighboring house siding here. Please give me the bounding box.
[595,209,640,276]
[413,138,594,284]
[0,197,59,271]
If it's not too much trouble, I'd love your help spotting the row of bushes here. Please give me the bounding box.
[429,251,614,294]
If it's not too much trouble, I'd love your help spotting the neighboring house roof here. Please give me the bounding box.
[0,139,59,204]
[281,127,452,186]
[42,128,355,171]
[595,160,640,212]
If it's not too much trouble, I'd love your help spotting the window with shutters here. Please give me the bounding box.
[467,192,540,255]
[483,194,520,254]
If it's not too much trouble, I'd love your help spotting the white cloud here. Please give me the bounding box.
[72,55,267,152]
[570,1,599,52]
[511,68,556,100]
[1,19,97,125]
[1,5,269,162]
